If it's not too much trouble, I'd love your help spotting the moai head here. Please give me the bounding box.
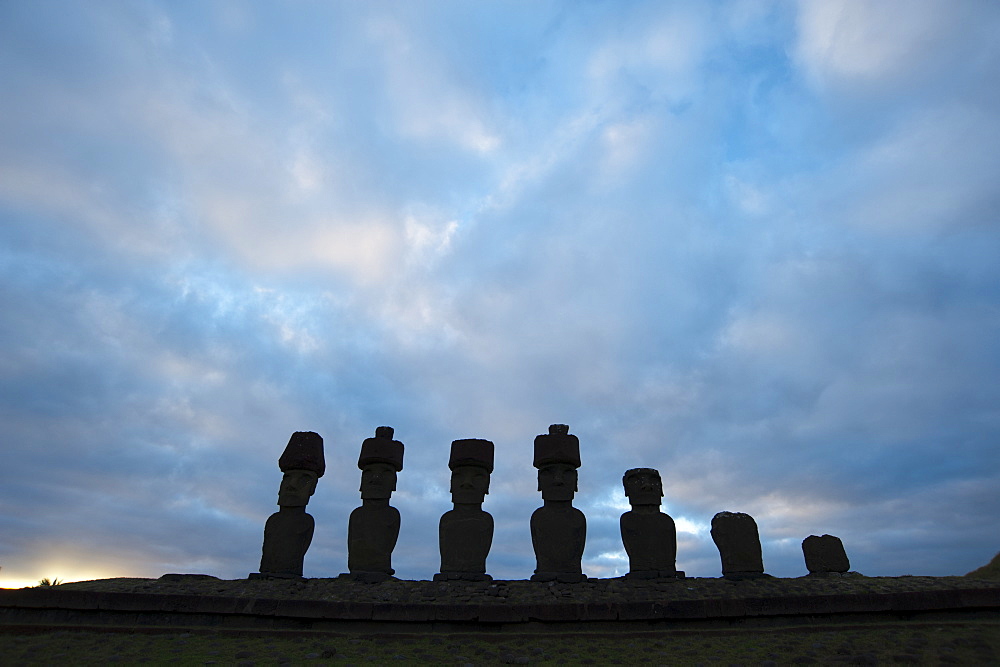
[276,431,325,507]
[358,426,404,500]
[622,468,663,508]
[448,439,494,504]
[534,424,581,502]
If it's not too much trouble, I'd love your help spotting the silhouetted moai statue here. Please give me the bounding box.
[802,534,851,575]
[711,511,768,580]
[435,438,495,582]
[530,424,587,583]
[620,468,681,579]
[252,431,325,580]
[346,426,404,582]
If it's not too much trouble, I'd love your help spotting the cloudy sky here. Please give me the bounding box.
[2,0,999,588]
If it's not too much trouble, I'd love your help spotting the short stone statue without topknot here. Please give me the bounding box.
[620,467,682,579]
[345,426,404,582]
[530,424,587,583]
[711,510,770,580]
[435,438,495,581]
[251,431,325,580]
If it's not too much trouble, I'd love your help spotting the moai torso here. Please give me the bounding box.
[253,432,325,580]
[530,502,586,576]
[348,500,400,575]
[260,508,315,577]
[621,509,677,575]
[439,506,493,574]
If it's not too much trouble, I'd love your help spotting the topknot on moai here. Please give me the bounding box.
[449,438,495,473]
[278,430,325,475]
[533,424,580,469]
[252,431,325,581]
[530,424,587,583]
[358,426,404,471]
[620,467,681,579]
[802,534,851,576]
[711,511,770,580]
[345,426,405,583]
[436,438,496,582]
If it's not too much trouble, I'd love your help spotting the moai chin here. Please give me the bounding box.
[345,426,404,582]
[711,511,770,580]
[434,438,495,582]
[530,424,587,583]
[252,431,325,580]
[620,468,681,579]
[802,534,851,575]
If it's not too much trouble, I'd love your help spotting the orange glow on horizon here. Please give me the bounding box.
[0,558,136,590]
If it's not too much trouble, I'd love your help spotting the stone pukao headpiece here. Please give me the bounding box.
[533,424,580,469]
[358,426,404,471]
[279,431,325,477]
[449,438,494,472]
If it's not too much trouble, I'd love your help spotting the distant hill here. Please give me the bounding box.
[965,552,1000,579]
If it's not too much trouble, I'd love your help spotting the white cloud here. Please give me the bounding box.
[288,149,324,194]
[597,115,660,185]
[586,6,707,102]
[485,109,603,212]
[404,213,459,267]
[846,104,1000,232]
[794,0,962,91]
[719,311,800,355]
[367,14,501,153]
[724,173,771,217]
[674,516,709,537]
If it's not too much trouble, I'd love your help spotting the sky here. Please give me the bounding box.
[1,0,999,588]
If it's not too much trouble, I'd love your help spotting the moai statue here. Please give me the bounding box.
[620,468,681,579]
[252,431,325,579]
[434,438,495,582]
[346,426,404,582]
[530,424,587,583]
[802,534,851,575]
[711,511,769,580]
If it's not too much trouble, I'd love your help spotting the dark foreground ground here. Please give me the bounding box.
[3,574,999,664]
[2,620,999,665]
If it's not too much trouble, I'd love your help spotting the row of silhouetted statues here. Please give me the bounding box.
[251,426,850,582]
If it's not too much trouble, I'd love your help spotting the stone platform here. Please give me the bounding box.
[2,576,999,635]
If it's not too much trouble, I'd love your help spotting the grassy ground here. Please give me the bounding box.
[2,620,998,665]
[965,552,1000,580]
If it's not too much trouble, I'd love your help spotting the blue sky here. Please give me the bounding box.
[1,0,999,587]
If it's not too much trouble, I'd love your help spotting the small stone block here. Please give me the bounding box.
[802,534,850,573]
[477,603,527,623]
[434,572,493,582]
[342,571,395,583]
[248,572,304,581]
[530,572,587,583]
[432,603,478,622]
